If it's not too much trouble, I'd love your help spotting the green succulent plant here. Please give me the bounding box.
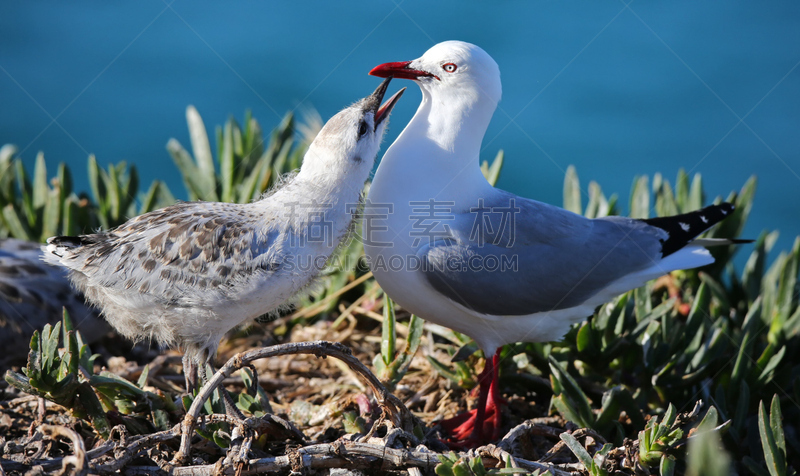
[166,106,309,204]
[372,296,424,391]
[435,451,533,476]
[3,310,175,438]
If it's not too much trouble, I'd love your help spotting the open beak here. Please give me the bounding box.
[370,61,438,81]
[369,77,405,129]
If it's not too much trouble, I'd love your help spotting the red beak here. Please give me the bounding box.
[369,61,438,80]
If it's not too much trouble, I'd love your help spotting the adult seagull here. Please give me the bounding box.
[365,40,749,445]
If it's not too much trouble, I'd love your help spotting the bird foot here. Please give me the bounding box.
[440,349,506,448]
[439,404,503,448]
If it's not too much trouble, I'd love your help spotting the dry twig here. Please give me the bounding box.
[172,341,420,465]
[168,441,440,475]
[475,443,578,476]
[39,425,87,476]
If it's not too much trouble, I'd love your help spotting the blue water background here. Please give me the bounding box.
[1,1,798,263]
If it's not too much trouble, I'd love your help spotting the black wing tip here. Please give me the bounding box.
[642,202,740,257]
[719,202,735,214]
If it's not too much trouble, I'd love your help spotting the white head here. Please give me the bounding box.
[371,41,501,113]
[301,78,404,181]
[369,41,501,155]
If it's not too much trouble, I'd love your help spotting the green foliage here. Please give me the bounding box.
[87,154,175,230]
[758,396,788,476]
[3,309,175,438]
[549,355,595,429]
[549,355,643,441]
[0,145,176,240]
[562,164,618,218]
[0,146,77,239]
[685,406,731,476]
[167,106,306,203]
[426,331,479,390]
[480,150,504,187]
[637,404,685,469]
[560,433,612,476]
[3,310,109,436]
[342,411,367,434]
[435,451,534,476]
[743,395,796,476]
[236,367,272,418]
[372,296,424,391]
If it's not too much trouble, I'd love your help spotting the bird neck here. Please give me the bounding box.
[420,87,496,157]
[294,164,367,210]
[255,168,365,247]
[377,87,496,193]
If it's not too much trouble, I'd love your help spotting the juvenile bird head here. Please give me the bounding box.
[302,78,404,179]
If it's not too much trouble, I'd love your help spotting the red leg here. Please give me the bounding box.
[440,348,505,447]
[487,351,504,440]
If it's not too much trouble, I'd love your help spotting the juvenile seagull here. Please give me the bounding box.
[44,78,404,391]
[366,41,750,445]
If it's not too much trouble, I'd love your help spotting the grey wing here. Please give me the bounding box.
[418,193,665,316]
[66,202,280,306]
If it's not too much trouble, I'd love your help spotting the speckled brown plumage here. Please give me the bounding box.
[70,201,266,303]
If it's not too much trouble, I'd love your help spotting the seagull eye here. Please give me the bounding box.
[442,63,457,73]
[358,121,368,137]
